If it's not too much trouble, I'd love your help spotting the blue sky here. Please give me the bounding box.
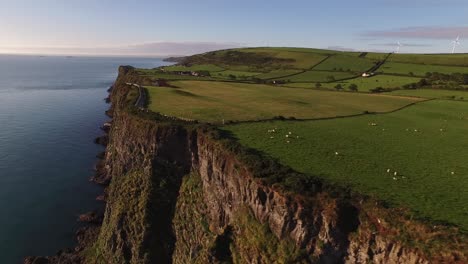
[0,0,467,55]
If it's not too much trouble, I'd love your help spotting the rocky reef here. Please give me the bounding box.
[26,66,467,264]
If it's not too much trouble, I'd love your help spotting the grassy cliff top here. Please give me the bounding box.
[129,47,468,231]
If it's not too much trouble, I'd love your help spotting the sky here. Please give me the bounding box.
[0,0,467,56]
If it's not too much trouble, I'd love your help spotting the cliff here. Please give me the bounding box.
[27,66,466,264]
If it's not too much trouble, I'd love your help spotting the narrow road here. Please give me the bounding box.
[126,83,147,108]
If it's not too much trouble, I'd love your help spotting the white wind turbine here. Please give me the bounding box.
[396,41,403,53]
[451,36,461,54]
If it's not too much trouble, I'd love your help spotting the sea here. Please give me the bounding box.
[0,54,169,263]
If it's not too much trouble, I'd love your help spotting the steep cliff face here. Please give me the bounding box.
[87,67,466,264]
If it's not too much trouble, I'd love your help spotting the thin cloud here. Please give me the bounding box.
[327,46,358,52]
[369,43,432,47]
[362,26,468,39]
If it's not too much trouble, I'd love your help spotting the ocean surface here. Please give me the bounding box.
[0,55,168,263]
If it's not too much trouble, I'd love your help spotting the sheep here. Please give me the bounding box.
[285,135,289,138]
[393,177,397,180]
[451,171,455,175]
[394,172,398,176]
[289,132,292,135]
[335,152,339,155]
[286,140,290,143]
[387,169,391,173]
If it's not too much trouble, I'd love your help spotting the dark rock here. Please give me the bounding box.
[96,151,105,159]
[24,257,49,264]
[93,135,108,146]
[78,211,102,224]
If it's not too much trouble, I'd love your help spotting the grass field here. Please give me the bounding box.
[240,48,328,69]
[163,64,225,72]
[282,70,355,82]
[283,75,420,92]
[390,89,468,101]
[389,53,468,66]
[213,70,262,79]
[331,75,420,92]
[313,54,377,72]
[380,62,468,76]
[255,69,303,80]
[223,100,468,230]
[146,81,421,122]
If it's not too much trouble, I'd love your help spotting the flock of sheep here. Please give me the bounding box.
[266,121,458,181]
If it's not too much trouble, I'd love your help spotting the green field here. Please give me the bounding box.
[389,53,468,66]
[213,70,262,79]
[146,80,421,122]
[390,89,468,101]
[163,64,225,72]
[380,62,468,76]
[283,75,420,92]
[223,100,468,230]
[255,69,303,80]
[282,70,355,82]
[138,47,468,232]
[313,54,377,72]
[240,48,328,69]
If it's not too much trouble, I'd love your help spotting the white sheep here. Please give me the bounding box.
[394,172,398,176]
[451,171,455,175]
[393,177,397,180]
[335,152,339,155]
[387,169,391,173]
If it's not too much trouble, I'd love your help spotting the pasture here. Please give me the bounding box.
[389,53,468,66]
[213,70,262,79]
[163,64,225,72]
[380,62,468,76]
[282,70,355,82]
[240,48,328,69]
[255,69,303,80]
[224,100,468,230]
[313,54,377,72]
[283,75,420,92]
[145,80,421,122]
[390,89,468,101]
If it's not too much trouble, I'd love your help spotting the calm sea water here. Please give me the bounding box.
[0,55,168,263]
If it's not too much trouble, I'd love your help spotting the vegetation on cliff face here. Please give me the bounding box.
[230,207,308,264]
[90,170,153,264]
[172,173,215,264]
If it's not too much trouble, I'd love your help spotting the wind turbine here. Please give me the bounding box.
[451,36,461,54]
[396,41,403,53]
